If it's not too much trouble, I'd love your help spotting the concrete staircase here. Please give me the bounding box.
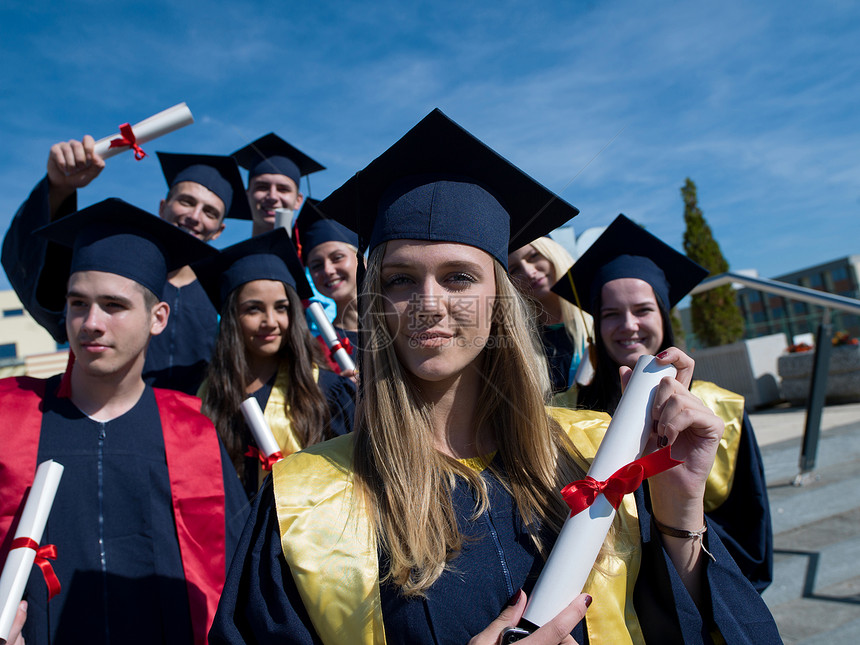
[758,414,860,644]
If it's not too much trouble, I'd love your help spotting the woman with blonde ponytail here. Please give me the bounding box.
[508,236,593,394]
[210,111,780,645]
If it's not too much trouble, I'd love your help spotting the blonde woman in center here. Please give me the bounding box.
[210,110,780,645]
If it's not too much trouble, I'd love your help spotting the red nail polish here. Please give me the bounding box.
[584,594,593,608]
[657,350,669,359]
[507,589,523,606]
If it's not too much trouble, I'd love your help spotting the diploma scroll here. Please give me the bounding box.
[307,301,356,373]
[574,351,595,387]
[93,103,194,160]
[0,460,65,642]
[239,398,283,467]
[274,208,294,233]
[522,355,676,627]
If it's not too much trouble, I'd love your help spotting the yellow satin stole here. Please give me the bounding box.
[255,364,319,488]
[273,408,653,645]
[691,380,744,512]
[272,395,743,644]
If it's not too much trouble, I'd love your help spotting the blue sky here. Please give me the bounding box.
[1,0,858,291]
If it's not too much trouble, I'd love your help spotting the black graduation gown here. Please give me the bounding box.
[19,376,248,645]
[704,412,773,594]
[209,465,781,644]
[1,178,218,394]
[541,323,577,394]
[144,279,219,394]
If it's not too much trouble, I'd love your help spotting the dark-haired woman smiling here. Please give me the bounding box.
[196,229,355,497]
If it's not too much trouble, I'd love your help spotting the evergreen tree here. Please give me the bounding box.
[681,178,744,347]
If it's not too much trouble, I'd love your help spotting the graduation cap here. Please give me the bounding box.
[192,228,313,312]
[294,198,359,261]
[35,198,217,300]
[157,152,252,221]
[231,133,326,186]
[313,109,579,269]
[551,214,709,315]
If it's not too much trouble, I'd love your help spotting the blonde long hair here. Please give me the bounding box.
[352,244,588,597]
[528,236,592,352]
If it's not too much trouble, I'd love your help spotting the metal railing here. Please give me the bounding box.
[690,272,860,316]
[689,272,860,484]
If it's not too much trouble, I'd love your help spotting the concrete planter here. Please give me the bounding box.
[691,333,788,410]
[777,345,860,405]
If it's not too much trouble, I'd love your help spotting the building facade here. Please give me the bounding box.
[736,256,860,343]
[0,289,68,377]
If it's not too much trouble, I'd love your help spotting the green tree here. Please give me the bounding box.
[681,178,744,347]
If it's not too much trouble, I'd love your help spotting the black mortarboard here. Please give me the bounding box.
[193,228,313,311]
[157,152,252,220]
[231,133,326,186]
[552,214,709,315]
[313,109,579,269]
[35,198,217,300]
[294,198,359,261]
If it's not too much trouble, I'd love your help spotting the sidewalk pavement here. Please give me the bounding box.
[750,401,860,644]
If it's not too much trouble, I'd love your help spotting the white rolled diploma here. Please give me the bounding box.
[274,208,294,233]
[522,355,676,627]
[307,301,356,373]
[0,460,64,642]
[574,350,595,387]
[239,397,282,461]
[93,102,194,160]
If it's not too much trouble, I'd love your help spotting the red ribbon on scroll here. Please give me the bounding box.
[244,446,283,471]
[109,123,147,160]
[561,446,682,517]
[10,537,61,599]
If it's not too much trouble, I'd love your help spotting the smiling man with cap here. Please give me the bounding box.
[0,198,248,645]
[231,132,325,237]
[2,138,251,394]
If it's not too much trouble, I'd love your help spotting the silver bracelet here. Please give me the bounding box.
[654,519,716,562]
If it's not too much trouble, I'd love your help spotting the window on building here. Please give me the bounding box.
[0,343,17,359]
[809,273,825,289]
[2,308,24,317]
[831,267,848,282]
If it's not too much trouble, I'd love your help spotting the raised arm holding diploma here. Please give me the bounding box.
[93,102,194,160]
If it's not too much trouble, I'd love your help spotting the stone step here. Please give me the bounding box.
[764,507,860,608]
[766,574,860,645]
[761,422,860,487]
[768,471,860,536]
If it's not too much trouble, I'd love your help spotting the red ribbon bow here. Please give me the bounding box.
[244,446,283,471]
[108,123,147,160]
[561,446,682,517]
[11,537,61,600]
[329,335,353,358]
